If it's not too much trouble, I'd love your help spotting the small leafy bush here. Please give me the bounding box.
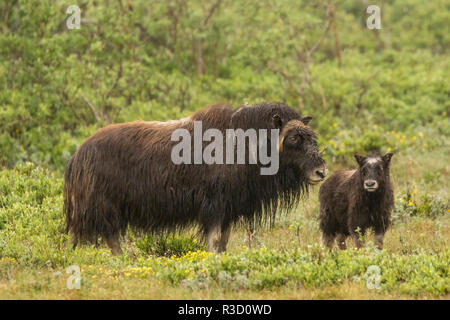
[135,234,205,257]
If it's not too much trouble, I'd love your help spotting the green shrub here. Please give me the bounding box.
[0,0,448,171]
[135,234,206,257]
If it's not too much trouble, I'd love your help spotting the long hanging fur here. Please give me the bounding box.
[64,102,322,246]
[318,153,394,249]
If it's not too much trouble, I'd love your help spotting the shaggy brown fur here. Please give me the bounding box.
[64,102,327,254]
[318,153,394,250]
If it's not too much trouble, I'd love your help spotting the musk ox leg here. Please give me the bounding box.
[322,234,335,249]
[218,224,231,253]
[105,235,122,256]
[207,224,231,253]
[69,231,78,249]
[336,234,347,250]
[374,233,384,250]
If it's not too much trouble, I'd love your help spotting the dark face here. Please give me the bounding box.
[279,117,327,185]
[355,153,393,192]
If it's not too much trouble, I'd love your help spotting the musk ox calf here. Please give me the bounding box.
[64,102,327,255]
[318,152,394,250]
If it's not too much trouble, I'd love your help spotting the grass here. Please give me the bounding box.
[0,146,448,300]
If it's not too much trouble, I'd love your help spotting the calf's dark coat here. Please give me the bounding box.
[64,102,327,254]
[318,153,394,250]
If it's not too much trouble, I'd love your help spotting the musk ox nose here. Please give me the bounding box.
[318,167,328,179]
[364,180,378,191]
[308,167,328,185]
[315,169,326,179]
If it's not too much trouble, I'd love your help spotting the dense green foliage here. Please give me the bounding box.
[0,0,448,169]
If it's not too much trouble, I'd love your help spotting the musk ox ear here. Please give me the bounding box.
[272,114,282,129]
[382,152,393,164]
[354,153,366,166]
[301,116,312,125]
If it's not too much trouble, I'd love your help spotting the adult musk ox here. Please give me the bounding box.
[64,102,327,255]
[318,152,394,250]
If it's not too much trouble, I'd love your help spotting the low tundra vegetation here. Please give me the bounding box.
[0,162,448,299]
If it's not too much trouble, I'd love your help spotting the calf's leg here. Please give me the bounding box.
[322,233,335,249]
[350,226,366,249]
[352,234,365,249]
[374,233,385,250]
[336,234,347,250]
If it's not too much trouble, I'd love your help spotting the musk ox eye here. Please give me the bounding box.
[288,135,299,144]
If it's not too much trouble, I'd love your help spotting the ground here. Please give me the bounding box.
[0,148,448,299]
